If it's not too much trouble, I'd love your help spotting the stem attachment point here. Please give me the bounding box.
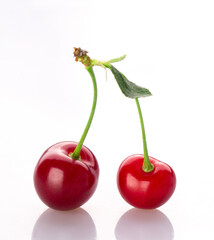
[69,152,81,160]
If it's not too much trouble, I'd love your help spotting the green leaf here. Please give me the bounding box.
[107,64,152,98]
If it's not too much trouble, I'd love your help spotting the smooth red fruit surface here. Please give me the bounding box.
[117,154,176,209]
[34,141,99,210]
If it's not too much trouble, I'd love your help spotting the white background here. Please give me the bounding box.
[0,0,214,239]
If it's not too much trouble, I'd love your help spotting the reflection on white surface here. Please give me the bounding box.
[115,208,174,240]
[32,208,96,240]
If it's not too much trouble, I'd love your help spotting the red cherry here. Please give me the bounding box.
[117,154,176,209]
[34,141,99,210]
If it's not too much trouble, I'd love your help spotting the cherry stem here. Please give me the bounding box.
[71,67,97,160]
[135,98,154,172]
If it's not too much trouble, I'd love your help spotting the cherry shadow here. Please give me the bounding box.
[32,208,97,240]
[115,208,174,240]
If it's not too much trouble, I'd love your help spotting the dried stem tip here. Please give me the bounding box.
[73,47,91,67]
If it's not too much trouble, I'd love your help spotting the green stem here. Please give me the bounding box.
[91,55,126,69]
[135,98,154,172]
[71,67,97,160]
[105,55,126,64]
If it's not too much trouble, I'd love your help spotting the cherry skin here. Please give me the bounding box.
[117,154,176,209]
[34,141,99,211]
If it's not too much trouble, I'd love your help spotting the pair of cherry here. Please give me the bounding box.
[34,48,176,211]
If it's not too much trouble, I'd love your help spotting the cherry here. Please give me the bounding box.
[117,154,176,209]
[117,99,176,209]
[34,142,99,210]
[34,48,99,210]
[92,55,177,209]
